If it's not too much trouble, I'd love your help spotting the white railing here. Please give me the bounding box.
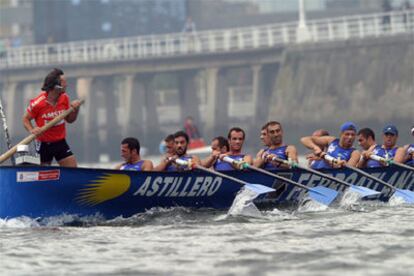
[0,10,413,69]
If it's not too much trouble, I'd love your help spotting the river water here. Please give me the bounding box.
[1,193,414,276]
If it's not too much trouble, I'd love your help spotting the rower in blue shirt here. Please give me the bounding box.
[201,136,229,169]
[395,125,414,167]
[154,131,201,172]
[357,125,399,168]
[214,127,252,171]
[301,121,361,169]
[115,137,153,171]
[253,121,298,170]
[254,123,272,162]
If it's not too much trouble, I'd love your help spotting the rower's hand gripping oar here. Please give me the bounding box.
[324,154,414,203]
[173,158,275,196]
[0,99,85,164]
[369,154,414,173]
[221,156,339,206]
[270,156,380,198]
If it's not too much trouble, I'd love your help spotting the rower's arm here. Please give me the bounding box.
[154,156,173,171]
[191,155,201,166]
[300,135,335,152]
[253,149,266,168]
[395,146,409,163]
[347,150,361,167]
[243,154,253,165]
[357,155,368,168]
[142,160,154,171]
[286,145,298,163]
[201,153,219,168]
[357,145,376,168]
[22,112,34,132]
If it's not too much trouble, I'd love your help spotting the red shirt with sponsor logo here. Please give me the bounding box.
[26,91,70,142]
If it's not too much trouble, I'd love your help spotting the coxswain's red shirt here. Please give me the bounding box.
[26,91,70,142]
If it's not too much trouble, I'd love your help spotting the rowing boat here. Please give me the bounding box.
[0,165,413,219]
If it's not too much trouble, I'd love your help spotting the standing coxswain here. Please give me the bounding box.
[22,68,81,167]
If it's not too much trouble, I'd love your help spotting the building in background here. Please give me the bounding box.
[32,0,187,44]
[0,0,33,49]
[1,0,413,47]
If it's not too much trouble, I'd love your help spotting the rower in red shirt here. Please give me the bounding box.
[22,68,81,167]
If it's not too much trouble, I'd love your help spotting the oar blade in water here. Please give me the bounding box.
[349,185,381,198]
[394,189,414,204]
[244,183,275,195]
[308,186,339,206]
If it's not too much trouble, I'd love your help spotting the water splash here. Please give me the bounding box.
[227,188,263,218]
[0,216,40,228]
[0,214,106,228]
[338,190,366,211]
[296,196,328,213]
[388,194,407,206]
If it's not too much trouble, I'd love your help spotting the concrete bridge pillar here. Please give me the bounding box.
[253,64,280,124]
[77,77,96,162]
[2,82,18,139]
[251,65,263,124]
[119,74,146,139]
[135,74,161,152]
[178,70,200,126]
[99,77,119,160]
[215,68,229,136]
[205,67,229,137]
[205,67,218,137]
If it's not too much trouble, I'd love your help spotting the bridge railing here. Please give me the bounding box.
[1,10,413,69]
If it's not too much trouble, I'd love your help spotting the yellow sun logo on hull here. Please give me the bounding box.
[76,174,131,206]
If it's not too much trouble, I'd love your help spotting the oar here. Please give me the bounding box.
[270,156,380,197]
[324,154,414,203]
[0,99,85,164]
[0,94,15,165]
[173,158,275,196]
[221,156,339,206]
[369,154,414,173]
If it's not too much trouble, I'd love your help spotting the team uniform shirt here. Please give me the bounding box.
[366,145,397,168]
[263,145,288,170]
[120,160,144,171]
[26,91,70,142]
[166,156,192,172]
[406,144,414,166]
[312,139,355,170]
[214,154,245,171]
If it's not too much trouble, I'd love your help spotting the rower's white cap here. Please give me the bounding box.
[16,144,29,153]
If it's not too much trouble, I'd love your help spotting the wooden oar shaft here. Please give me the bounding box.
[0,99,84,164]
[344,164,395,192]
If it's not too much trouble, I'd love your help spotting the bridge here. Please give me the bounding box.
[0,10,413,161]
